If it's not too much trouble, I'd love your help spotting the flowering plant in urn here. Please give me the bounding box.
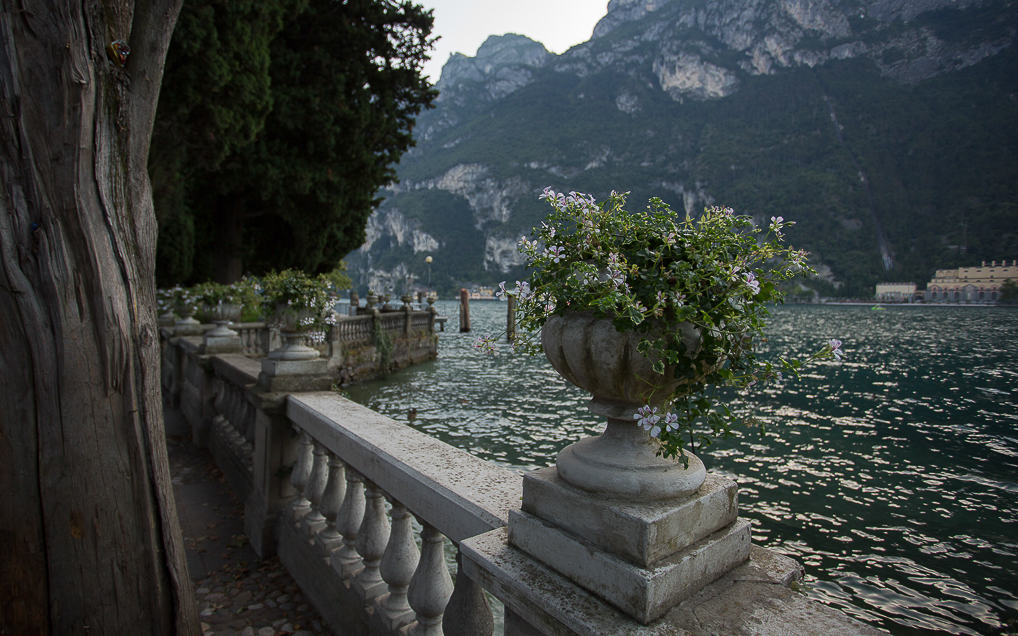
[259,269,336,333]
[480,188,841,469]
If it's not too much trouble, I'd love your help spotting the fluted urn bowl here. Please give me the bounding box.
[205,302,242,337]
[541,312,709,501]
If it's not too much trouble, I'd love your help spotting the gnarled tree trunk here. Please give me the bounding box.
[1,2,197,633]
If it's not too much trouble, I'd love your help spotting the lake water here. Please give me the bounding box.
[344,301,1018,635]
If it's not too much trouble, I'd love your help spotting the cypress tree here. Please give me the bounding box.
[152,0,436,284]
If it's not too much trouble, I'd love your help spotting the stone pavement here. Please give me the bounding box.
[168,434,329,636]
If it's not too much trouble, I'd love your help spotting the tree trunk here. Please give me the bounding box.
[0,2,197,634]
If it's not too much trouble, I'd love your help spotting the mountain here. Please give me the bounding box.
[347,0,1018,298]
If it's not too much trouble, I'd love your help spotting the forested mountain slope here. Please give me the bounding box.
[349,0,1018,297]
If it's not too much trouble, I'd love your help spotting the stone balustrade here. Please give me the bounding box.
[159,323,880,636]
[276,393,519,634]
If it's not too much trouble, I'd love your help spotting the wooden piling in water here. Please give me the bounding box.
[459,288,471,332]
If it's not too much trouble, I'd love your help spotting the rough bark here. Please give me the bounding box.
[0,1,197,633]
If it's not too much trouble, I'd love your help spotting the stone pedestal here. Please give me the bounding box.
[256,332,335,393]
[243,393,297,558]
[201,322,242,354]
[256,357,333,393]
[508,466,751,624]
[461,530,881,636]
[174,316,202,336]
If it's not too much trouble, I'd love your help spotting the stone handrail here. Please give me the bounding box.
[225,310,434,360]
[160,326,507,633]
[233,322,275,357]
[277,392,521,633]
[286,393,520,543]
[333,314,374,345]
[208,355,260,499]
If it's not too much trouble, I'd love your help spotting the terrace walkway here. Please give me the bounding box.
[168,410,329,636]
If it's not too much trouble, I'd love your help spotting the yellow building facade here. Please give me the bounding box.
[925,260,1018,303]
[875,282,917,302]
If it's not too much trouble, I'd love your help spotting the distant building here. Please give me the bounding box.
[924,259,1018,303]
[875,282,917,302]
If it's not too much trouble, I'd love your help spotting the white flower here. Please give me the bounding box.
[744,272,761,295]
[829,339,844,360]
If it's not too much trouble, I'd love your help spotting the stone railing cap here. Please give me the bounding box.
[287,392,522,543]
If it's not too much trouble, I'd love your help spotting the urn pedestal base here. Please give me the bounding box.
[508,466,751,624]
[257,357,332,393]
[202,323,242,354]
[174,316,202,336]
[556,413,706,500]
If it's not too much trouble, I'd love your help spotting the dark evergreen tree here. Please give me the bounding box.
[152,0,437,284]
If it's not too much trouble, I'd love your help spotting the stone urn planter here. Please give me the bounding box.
[204,302,242,338]
[269,308,320,361]
[541,312,709,501]
[173,303,202,336]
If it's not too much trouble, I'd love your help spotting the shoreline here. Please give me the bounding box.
[815,301,1013,308]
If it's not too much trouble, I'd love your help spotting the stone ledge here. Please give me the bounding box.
[461,528,885,635]
[210,354,261,387]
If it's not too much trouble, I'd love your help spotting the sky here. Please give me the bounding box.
[416,1,611,82]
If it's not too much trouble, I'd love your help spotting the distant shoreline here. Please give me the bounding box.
[815,301,1013,308]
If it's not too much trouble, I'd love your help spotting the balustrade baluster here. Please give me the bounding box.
[377,500,419,631]
[242,400,255,447]
[407,523,454,636]
[316,453,346,554]
[226,387,244,446]
[442,547,494,636]
[302,441,330,535]
[332,469,365,578]
[228,386,243,436]
[354,481,390,600]
[290,430,314,520]
[211,414,226,446]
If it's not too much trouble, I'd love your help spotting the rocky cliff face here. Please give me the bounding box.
[348,0,1018,296]
[583,0,1007,91]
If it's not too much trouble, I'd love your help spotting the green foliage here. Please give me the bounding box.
[1000,279,1018,304]
[372,319,394,370]
[321,262,353,292]
[157,277,263,322]
[259,269,335,330]
[152,0,437,285]
[482,190,837,462]
[152,0,288,285]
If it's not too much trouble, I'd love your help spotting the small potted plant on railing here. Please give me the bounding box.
[479,188,841,499]
[164,285,202,335]
[193,281,245,336]
[259,269,337,360]
[156,287,179,326]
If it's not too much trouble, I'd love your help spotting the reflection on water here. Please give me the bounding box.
[343,301,1018,635]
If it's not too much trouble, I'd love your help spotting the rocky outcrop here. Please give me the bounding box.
[423,164,531,227]
[436,34,550,102]
[484,235,530,273]
[580,0,1014,91]
[361,209,440,254]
